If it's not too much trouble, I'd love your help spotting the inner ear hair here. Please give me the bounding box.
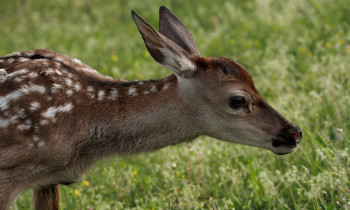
[132,10,197,78]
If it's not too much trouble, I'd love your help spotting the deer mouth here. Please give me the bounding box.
[271,138,298,155]
[271,138,297,148]
[270,123,302,155]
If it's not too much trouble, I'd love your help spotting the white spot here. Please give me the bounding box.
[25,51,34,57]
[0,69,28,83]
[45,69,55,76]
[150,84,157,93]
[33,135,40,142]
[34,124,40,133]
[0,84,46,111]
[0,116,17,128]
[162,83,170,90]
[18,57,29,62]
[73,58,83,65]
[38,141,45,147]
[41,102,74,122]
[56,57,63,62]
[65,78,73,86]
[28,143,34,148]
[108,89,118,100]
[97,90,105,100]
[67,73,74,78]
[29,72,39,78]
[0,92,22,110]
[0,108,26,128]
[29,101,41,111]
[13,76,27,82]
[82,67,97,73]
[7,58,15,64]
[87,86,95,99]
[40,119,49,126]
[29,84,46,94]
[73,82,81,91]
[51,84,61,94]
[144,84,157,95]
[0,69,7,76]
[17,119,32,131]
[55,70,62,76]
[88,93,95,99]
[128,87,137,96]
[66,89,74,96]
[87,86,94,92]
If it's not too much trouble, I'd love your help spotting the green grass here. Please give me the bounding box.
[2,0,350,209]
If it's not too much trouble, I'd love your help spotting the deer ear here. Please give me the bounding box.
[132,11,197,78]
[159,6,200,56]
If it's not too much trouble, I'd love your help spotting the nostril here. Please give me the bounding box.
[292,131,302,144]
[279,124,303,145]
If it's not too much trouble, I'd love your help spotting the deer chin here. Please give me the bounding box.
[270,138,298,155]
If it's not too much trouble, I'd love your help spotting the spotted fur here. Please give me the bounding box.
[0,6,302,210]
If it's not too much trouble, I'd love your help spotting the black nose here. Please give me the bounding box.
[276,124,302,146]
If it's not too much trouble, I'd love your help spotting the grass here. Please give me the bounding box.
[2,0,349,209]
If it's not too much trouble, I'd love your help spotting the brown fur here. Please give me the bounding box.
[0,6,301,209]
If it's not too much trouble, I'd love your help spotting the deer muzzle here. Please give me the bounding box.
[271,123,302,153]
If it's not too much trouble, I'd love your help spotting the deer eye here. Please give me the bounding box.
[229,96,246,109]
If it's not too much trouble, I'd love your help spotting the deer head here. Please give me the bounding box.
[132,6,302,155]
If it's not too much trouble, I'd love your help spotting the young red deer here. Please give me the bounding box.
[0,6,302,210]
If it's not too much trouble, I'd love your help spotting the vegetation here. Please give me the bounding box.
[2,0,349,209]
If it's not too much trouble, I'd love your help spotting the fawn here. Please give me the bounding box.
[0,6,302,210]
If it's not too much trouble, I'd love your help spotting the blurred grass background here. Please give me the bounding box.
[1,0,349,209]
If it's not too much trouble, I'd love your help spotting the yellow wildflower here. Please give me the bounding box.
[307,52,312,57]
[111,54,119,62]
[326,42,332,48]
[176,171,181,176]
[345,47,350,54]
[182,175,185,179]
[299,48,306,53]
[133,170,138,175]
[82,181,89,186]
[74,190,81,197]
[339,39,345,45]
[254,40,260,47]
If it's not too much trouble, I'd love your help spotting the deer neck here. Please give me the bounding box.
[82,74,200,156]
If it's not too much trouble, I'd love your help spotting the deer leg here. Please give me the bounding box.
[0,183,16,210]
[33,184,60,210]
[0,190,11,210]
